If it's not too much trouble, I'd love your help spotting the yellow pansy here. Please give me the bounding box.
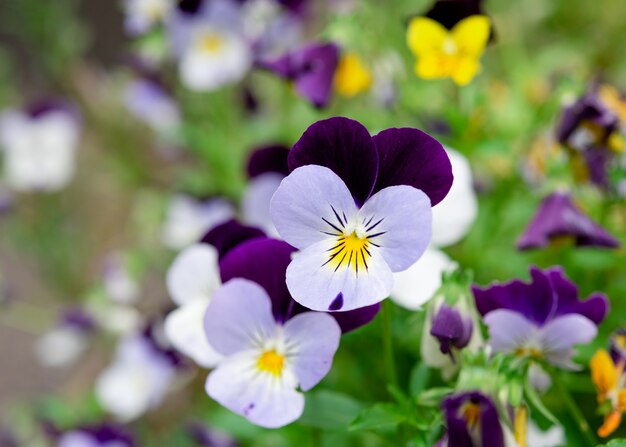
[406,15,490,86]
[591,349,626,437]
[334,52,373,97]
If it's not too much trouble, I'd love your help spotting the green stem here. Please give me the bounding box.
[381,300,398,388]
[552,372,597,447]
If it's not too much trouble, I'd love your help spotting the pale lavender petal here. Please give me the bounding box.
[358,185,432,272]
[270,165,358,250]
[483,309,537,353]
[242,173,283,236]
[204,279,277,355]
[205,354,303,428]
[283,312,341,391]
[540,314,597,368]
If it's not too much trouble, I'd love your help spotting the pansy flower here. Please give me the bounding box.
[164,220,265,367]
[392,148,478,310]
[590,332,626,437]
[160,194,235,249]
[123,0,173,36]
[440,391,506,447]
[55,423,134,447]
[269,117,453,311]
[124,77,181,138]
[406,1,491,86]
[36,307,95,368]
[95,322,181,422]
[259,42,339,108]
[517,191,620,250]
[473,266,608,370]
[0,100,80,192]
[241,144,290,236]
[204,238,346,427]
[169,0,252,91]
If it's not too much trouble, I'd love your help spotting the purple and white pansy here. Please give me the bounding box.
[55,423,134,447]
[0,100,80,192]
[473,266,609,369]
[269,116,453,311]
[169,0,252,92]
[123,0,172,36]
[95,322,181,422]
[392,148,477,310]
[36,308,95,368]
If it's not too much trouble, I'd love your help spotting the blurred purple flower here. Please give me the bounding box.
[441,391,504,447]
[56,423,134,447]
[517,191,620,250]
[124,78,181,136]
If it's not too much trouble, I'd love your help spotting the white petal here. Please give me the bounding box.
[270,165,358,250]
[35,328,87,368]
[390,247,455,310]
[166,243,221,306]
[431,149,478,247]
[164,299,222,368]
[483,309,537,353]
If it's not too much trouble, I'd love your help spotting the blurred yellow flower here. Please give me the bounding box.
[334,52,373,97]
[406,15,490,86]
[591,349,626,437]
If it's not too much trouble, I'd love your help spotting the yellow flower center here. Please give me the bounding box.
[325,232,371,274]
[461,402,481,429]
[515,346,544,359]
[257,349,285,376]
[200,33,224,54]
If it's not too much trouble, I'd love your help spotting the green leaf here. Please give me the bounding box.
[349,403,408,432]
[417,387,453,407]
[523,381,559,426]
[597,440,626,447]
[299,390,363,430]
[409,363,431,397]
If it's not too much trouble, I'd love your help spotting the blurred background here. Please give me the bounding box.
[1,0,626,445]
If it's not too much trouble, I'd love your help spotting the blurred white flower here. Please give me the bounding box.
[123,0,173,36]
[102,253,140,305]
[124,78,181,137]
[391,148,478,310]
[0,104,80,192]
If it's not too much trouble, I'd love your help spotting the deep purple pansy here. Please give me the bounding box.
[430,303,474,358]
[219,237,380,332]
[441,391,505,447]
[259,42,339,108]
[557,93,619,151]
[473,266,609,369]
[270,117,453,311]
[517,191,620,250]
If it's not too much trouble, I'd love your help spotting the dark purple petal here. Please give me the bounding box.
[26,99,79,121]
[178,0,205,14]
[219,238,296,322]
[59,307,96,333]
[371,128,453,206]
[83,424,134,446]
[610,329,626,366]
[259,42,339,108]
[288,117,379,206]
[331,303,380,333]
[201,219,266,259]
[557,93,619,147]
[443,392,504,447]
[547,267,609,325]
[247,145,291,179]
[473,266,557,326]
[516,192,620,250]
[583,147,611,190]
[430,304,473,354]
